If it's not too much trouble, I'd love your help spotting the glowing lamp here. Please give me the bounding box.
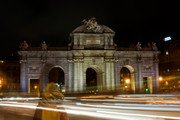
[159,76,163,81]
[34,85,37,89]
[125,79,130,84]
[164,36,171,41]
[145,88,149,93]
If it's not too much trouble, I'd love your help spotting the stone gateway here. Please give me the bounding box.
[18,18,159,94]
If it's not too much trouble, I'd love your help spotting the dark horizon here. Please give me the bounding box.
[0,0,179,60]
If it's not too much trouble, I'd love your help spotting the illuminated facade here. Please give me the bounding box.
[0,61,20,92]
[18,18,160,94]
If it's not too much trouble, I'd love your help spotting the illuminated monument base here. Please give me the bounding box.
[18,18,160,94]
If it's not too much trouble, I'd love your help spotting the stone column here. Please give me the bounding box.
[68,60,74,92]
[115,63,122,92]
[153,53,159,93]
[130,73,136,93]
[105,62,110,90]
[134,72,138,93]
[137,60,143,93]
[105,59,115,91]
[153,61,159,93]
[74,59,84,92]
[41,62,47,92]
[111,62,115,90]
[20,61,28,92]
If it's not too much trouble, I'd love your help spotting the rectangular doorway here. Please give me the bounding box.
[29,79,40,96]
[143,77,153,94]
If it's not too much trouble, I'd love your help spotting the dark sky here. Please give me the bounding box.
[0,0,179,59]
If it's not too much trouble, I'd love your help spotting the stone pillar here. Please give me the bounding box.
[130,73,136,93]
[153,53,159,93]
[135,72,138,93]
[153,62,159,93]
[41,62,47,92]
[105,62,110,90]
[64,72,68,93]
[28,77,30,94]
[105,60,115,91]
[79,62,84,91]
[137,61,143,93]
[114,62,119,91]
[74,59,84,92]
[20,61,28,92]
[111,62,115,90]
[68,60,74,92]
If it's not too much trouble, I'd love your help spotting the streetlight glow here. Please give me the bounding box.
[159,77,163,81]
[164,36,171,41]
[125,79,130,84]
[0,60,4,64]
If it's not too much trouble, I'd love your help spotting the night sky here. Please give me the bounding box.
[0,0,179,60]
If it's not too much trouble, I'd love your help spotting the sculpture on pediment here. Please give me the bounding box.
[152,42,158,51]
[41,41,47,50]
[136,42,142,51]
[153,53,159,62]
[20,40,29,50]
[82,17,101,32]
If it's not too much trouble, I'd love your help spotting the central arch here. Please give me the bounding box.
[86,66,103,93]
[86,68,97,91]
[48,67,65,92]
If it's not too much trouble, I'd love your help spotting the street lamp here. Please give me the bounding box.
[159,76,163,81]
[125,79,130,84]
[0,60,4,64]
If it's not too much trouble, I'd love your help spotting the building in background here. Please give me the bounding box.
[159,40,180,93]
[0,60,20,93]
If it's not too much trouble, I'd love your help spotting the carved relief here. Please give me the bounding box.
[144,65,152,71]
[136,54,142,62]
[136,42,142,51]
[82,17,101,32]
[152,42,158,51]
[19,40,29,50]
[41,41,48,50]
[28,66,40,73]
[153,53,159,62]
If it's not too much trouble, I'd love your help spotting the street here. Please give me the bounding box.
[0,95,180,120]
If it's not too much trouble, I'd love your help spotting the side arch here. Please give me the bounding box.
[120,65,135,93]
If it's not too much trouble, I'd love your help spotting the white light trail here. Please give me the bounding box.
[0,101,180,120]
[97,110,180,120]
[77,102,180,111]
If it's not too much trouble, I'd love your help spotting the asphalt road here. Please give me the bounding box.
[0,95,180,120]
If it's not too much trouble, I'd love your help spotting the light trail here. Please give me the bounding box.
[0,101,180,120]
[1,97,41,101]
[0,102,125,120]
[76,102,180,111]
[97,110,180,120]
